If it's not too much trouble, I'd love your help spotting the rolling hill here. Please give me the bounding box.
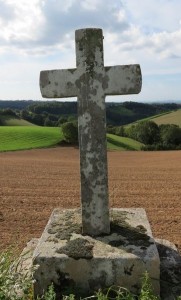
[150,109,181,127]
[107,134,144,151]
[1,100,180,127]
[0,126,63,151]
[126,109,181,128]
[0,125,143,152]
[0,114,35,126]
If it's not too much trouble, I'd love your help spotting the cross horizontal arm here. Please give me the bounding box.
[40,69,78,98]
[104,64,142,96]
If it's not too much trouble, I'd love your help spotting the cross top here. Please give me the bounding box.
[40,28,142,236]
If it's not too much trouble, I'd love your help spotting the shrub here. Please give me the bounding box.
[0,249,33,299]
[62,121,78,144]
[106,125,117,134]
[133,121,159,145]
[159,124,181,146]
[115,126,126,137]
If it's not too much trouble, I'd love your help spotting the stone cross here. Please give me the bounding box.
[39,28,142,236]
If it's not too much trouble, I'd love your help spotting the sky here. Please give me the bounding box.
[0,0,181,102]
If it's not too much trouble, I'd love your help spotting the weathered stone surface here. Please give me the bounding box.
[75,29,109,236]
[156,239,181,300]
[105,65,141,95]
[39,28,142,236]
[33,208,160,298]
[19,236,181,299]
[40,69,77,98]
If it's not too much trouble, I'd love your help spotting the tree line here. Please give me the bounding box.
[61,120,181,150]
[0,101,181,150]
[108,121,181,150]
[0,100,180,127]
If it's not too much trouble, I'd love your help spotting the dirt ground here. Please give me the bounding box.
[0,147,181,253]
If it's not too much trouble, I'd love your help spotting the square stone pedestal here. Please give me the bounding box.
[33,208,160,298]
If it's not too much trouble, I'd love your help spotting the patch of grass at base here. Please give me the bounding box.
[0,126,63,151]
[1,248,181,300]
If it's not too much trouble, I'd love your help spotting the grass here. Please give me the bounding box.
[107,134,144,151]
[4,118,35,126]
[0,126,63,151]
[0,126,142,152]
[1,248,181,300]
[0,249,161,300]
[126,109,181,128]
[151,109,181,127]
[1,115,34,126]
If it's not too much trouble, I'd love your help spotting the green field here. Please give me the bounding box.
[1,115,35,126]
[126,109,181,128]
[107,134,144,151]
[0,126,143,152]
[0,126,63,151]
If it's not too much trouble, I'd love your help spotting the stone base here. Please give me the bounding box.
[156,239,181,300]
[33,208,160,298]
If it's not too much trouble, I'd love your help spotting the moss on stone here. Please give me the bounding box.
[56,237,94,259]
[48,210,82,241]
[48,209,153,255]
[109,212,152,248]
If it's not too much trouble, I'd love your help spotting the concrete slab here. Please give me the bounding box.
[33,208,160,298]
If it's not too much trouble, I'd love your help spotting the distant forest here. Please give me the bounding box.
[0,100,180,127]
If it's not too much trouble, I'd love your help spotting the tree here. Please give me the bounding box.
[20,109,29,120]
[57,116,67,125]
[115,126,125,137]
[133,121,159,145]
[1,108,17,117]
[44,117,54,127]
[106,125,117,134]
[62,121,78,144]
[160,124,181,146]
[126,121,159,144]
[0,117,3,126]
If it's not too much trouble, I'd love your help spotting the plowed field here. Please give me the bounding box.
[0,147,181,253]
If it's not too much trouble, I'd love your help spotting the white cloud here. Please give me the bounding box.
[0,0,179,63]
[0,0,129,54]
[0,0,44,47]
[149,28,181,59]
[115,9,127,23]
[123,0,181,32]
[81,0,101,11]
[0,0,180,100]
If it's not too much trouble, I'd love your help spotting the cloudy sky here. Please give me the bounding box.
[0,0,180,102]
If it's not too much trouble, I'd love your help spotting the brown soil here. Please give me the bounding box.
[0,147,181,253]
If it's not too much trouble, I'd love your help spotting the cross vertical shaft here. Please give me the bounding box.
[39,27,142,237]
[75,29,110,235]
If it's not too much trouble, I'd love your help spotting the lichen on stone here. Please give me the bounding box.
[56,237,94,259]
[48,210,82,241]
[109,211,152,248]
[77,29,103,78]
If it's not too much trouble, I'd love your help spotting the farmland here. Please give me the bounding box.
[0,126,142,152]
[0,126,63,151]
[0,147,180,254]
[152,109,181,127]
[127,109,181,127]
[107,134,143,150]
